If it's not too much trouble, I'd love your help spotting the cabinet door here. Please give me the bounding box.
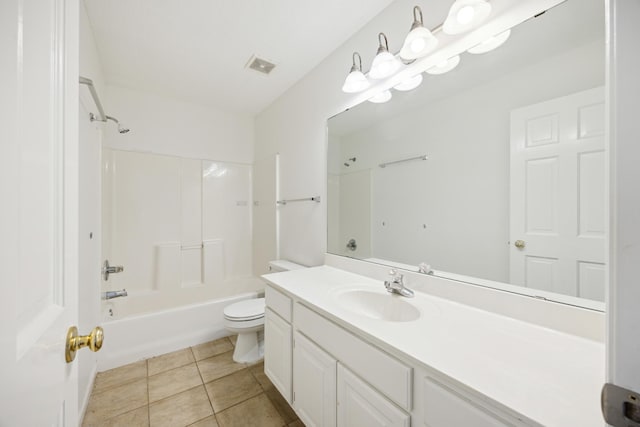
[423,377,516,427]
[337,364,410,427]
[293,331,337,427]
[264,308,292,402]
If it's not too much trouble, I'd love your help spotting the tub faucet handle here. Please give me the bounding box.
[103,289,128,300]
[102,259,124,281]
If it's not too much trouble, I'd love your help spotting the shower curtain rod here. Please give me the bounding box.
[79,76,106,122]
[276,196,321,205]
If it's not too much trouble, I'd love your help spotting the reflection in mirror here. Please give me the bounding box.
[327,0,605,309]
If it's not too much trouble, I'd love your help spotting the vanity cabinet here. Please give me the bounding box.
[293,331,336,427]
[264,287,293,403]
[265,283,534,427]
[292,300,412,426]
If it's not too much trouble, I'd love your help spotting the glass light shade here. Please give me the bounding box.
[400,27,438,60]
[368,90,392,103]
[369,51,402,80]
[425,55,461,75]
[394,74,423,91]
[467,29,511,54]
[342,69,370,93]
[442,0,492,35]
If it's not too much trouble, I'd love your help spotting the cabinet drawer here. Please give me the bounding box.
[265,285,292,322]
[338,364,410,427]
[295,303,412,411]
[423,377,520,427]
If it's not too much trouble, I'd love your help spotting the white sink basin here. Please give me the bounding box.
[331,288,421,322]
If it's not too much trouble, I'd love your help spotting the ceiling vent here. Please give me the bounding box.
[246,55,276,75]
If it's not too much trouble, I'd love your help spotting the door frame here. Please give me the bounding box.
[607,0,640,394]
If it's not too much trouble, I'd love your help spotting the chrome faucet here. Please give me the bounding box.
[103,289,128,300]
[384,269,414,298]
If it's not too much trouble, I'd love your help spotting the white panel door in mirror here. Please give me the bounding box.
[510,87,605,301]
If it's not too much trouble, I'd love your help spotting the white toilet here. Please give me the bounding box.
[224,260,306,363]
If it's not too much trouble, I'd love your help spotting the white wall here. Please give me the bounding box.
[78,0,105,417]
[103,85,254,163]
[253,0,420,272]
[333,41,603,283]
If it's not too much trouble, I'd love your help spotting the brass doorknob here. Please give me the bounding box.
[65,326,104,363]
[514,240,526,249]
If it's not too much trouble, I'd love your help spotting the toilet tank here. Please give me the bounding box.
[267,260,307,273]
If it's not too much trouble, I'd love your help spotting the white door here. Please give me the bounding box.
[77,91,104,412]
[293,331,337,427]
[0,0,80,425]
[509,87,606,301]
[337,364,409,427]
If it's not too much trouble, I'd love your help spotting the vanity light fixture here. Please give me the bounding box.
[399,6,438,60]
[425,55,461,75]
[442,0,492,35]
[394,73,423,91]
[368,90,392,103]
[341,52,370,93]
[467,29,511,54]
[341,2,504,96]
[369,33,402,79]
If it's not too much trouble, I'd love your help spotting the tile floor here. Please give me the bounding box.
[82,336,304,427]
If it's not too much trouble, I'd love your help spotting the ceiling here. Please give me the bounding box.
[83,0,395,116]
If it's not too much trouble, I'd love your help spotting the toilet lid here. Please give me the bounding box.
[224,298,265,320]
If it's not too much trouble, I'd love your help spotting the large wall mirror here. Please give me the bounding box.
[327,0,605,310]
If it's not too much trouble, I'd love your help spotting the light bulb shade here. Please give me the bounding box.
[368,90,392,103]
[394,74,423,91]
[342,69,370,93]
[442,0,492,35]
[425,55,461,75]
[467,29,511,54]
[369,51,402,79]
[400,27,438,60]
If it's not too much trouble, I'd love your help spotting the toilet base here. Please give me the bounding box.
[232,330,264,363]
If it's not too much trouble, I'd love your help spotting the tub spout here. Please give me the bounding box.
[103,289,127,300]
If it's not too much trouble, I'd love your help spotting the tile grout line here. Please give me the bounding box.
[191,345,217,422]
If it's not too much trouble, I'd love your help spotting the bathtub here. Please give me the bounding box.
[98,276,265,371]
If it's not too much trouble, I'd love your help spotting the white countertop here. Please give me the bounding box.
[263,265,605,427]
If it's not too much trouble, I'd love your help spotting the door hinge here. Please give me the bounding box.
[602,383,640,427]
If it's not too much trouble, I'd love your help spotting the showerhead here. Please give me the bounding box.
[106,115,130,135]
[343,157,356,167]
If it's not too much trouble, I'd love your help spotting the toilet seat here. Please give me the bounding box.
[224,298,265,322]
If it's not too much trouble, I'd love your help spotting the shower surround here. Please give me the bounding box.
[101,149,256,317]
